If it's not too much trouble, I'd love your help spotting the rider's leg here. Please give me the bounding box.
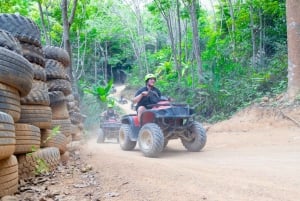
[137,106,146,123]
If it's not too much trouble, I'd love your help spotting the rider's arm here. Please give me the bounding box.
[133,89,148,104]
[133,93,146,103]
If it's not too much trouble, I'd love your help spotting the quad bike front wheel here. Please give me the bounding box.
[119,124,136,150]
[181,122,207,152]
[97,128,105,143]
[138,123,164,158]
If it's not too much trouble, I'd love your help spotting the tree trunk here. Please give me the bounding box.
[249,4,256,68]
[105,41,108,83]
[208,0,217,31]
[227,0,235,50]
[134,1,149,73]
[94,42,97,83]
[189,0,203,83]
[38,2,50,45]
[113,1,147,77]
[45,4,52,45]
[258,8,265,68]
[154,0,180,79]
[176,0,182,76]
[286,0,300,98]
[61,0,77,85]
[75,30,85,81]
[216,0,224,34]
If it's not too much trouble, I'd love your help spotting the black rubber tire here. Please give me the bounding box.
[18,105,52,129]
[20,42,45,67]
[51,119,72,137]
[0,29,22,54]
[0,155,18,197]
[20,80,50,106]
[41,129,67,154]
[97,129,105,143]
[45,59,68,80]
[60,151,69,165]
[51,101,69,120]
[48,91,66,105]
[65,94,74,101]
[0,82,21,122]
[31,63,47,81]
[0,47,33,97]
[0,112,15,160]
[47,79,72,96]
[69,111,84,124]
[0,14,41,47]
[70,124,80,135]
[14,123,41,155]
[119,124,136,150]
[66,101,76,111]
[138,123,164,158]
[17,147,60,179]
[181,122,207,152]
[43,46,70,67]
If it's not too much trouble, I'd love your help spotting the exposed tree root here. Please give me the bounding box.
[280,110,300,127]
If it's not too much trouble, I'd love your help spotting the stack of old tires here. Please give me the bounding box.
[67,93,85,143]
[7,15,62,181]
[43,46,86,151]
[43,46,73,163]
[0,28,27,197]
[0,14,84,198]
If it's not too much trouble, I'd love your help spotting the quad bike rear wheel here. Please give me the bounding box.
[119,124,136,150]
[181,122,206,152]
[138,123,164,157]
[97,129,105,143]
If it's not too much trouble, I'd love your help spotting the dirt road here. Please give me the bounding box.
[83,126,300,201]
[81,86,300,201]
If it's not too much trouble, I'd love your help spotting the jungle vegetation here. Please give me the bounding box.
[2,0,298,128]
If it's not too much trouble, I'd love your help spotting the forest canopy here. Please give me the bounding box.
[1,0,290,124]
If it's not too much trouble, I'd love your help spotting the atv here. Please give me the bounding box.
[97,116,121,143]
[119,94,207,157]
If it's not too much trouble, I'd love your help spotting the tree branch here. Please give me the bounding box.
[68,0,78,25]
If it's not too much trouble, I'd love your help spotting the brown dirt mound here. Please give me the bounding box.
[210,95,300,132]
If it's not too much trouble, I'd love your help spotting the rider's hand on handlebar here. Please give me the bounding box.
[141,91,148,96]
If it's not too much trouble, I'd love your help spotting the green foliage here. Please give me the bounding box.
[43,126,60,144]
[5,0,288,125]
[80,94,102,130]
[83,79,113,102]
[0,0,36,15]
[26,146,49,175]
[79,0,288,123]
[34,157,50,175]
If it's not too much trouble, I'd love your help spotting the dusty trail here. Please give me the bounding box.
[81,86,300,201]
[110,84,134,114]
[83,127,300,201]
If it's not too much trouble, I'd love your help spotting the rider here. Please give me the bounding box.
[133,73,161,122]
[102,103,118,120]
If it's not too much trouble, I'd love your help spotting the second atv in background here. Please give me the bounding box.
[97,103,121,143]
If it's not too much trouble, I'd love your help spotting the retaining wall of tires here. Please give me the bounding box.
[0,14,85,198]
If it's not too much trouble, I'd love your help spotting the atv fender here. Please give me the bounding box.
[121,114,140,141]
[140,111,155,126]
